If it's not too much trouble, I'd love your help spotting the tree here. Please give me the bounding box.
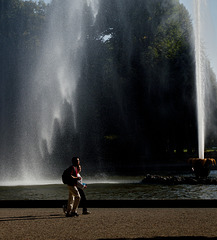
[75,0,199,172]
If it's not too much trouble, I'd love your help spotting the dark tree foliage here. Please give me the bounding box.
[76,0,198,173]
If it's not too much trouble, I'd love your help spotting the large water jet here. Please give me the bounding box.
[0,0,99,185]
[188,0,216,178]
[194,0,206,159]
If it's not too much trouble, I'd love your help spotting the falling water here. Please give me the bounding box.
[194,0,207,159]
[0,0,99,185]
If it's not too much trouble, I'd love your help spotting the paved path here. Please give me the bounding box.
[1,208,217,240]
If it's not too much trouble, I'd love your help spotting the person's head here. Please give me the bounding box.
[72,157,80,167]
[77,165,81,173]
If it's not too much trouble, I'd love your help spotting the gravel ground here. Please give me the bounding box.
[1,208,217,240]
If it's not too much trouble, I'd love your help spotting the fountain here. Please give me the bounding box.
[188,0,216,177]
[1,0,216,187]
[0,0,99,185]
[194,0,205,160]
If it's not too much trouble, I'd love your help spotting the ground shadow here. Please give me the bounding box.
[0,214,65,222]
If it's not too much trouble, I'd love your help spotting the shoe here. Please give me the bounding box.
[65,212,73,217]
[71,212,79,217]
[82,211,91,215]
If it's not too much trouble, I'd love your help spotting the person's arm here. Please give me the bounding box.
[71,175,81,180]
[70,166,81,180]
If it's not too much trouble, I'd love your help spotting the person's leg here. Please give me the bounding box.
[63,203,67,213]
[78,188,88,213]
[66,185,74,215]
[71,186,81,214]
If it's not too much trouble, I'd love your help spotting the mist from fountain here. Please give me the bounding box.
[0,0,99,185]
